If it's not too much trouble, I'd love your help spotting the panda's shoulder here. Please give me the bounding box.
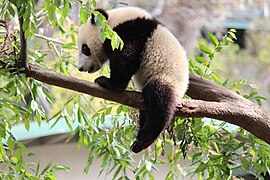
[108,7,152,19]
[107,7,156,27]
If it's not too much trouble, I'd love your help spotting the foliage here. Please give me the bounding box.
[207,28,270,109]
[0,0,269,180]
[189,30,270,179]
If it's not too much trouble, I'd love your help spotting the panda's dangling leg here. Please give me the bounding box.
[131,80,176,153]
[138,110,147,129]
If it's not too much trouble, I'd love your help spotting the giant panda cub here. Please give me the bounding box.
[77,7,189,153]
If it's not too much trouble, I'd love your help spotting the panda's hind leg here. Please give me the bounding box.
[131,80,176,153]
[138,110,147,129]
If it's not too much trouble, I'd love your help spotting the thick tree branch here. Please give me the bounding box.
[26,64,144,109]
[25,64,270,145]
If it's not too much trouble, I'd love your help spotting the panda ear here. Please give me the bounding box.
[91,8,109,25]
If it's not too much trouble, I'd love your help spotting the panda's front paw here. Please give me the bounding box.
[95,76,126,91]
[94,76,110,89]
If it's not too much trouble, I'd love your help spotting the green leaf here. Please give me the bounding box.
[249,83,258,89]
[54,165,70,171]
[55,0,61,7]
[11,156,18,164]
[24,118,30,131]
[228,31,237,40]
[192,152,202,162]
[84,154,94,174]
[66,126,79,142]
[7,5,15,16]
[255,96,267,100]
[14,0,23,7]
[215,46,222,52]
[17,142,28,153]
[16,149,23,172]
[92,0,97,7]
[41,162,53,175]
[64,117,73,131]
[229,29,236,33]
[211,72,221,84]
[7,136,15,153]
[195,163,208,173]
[0,143,7,160]
[195,55,207,64]
[226,37,234,43]
[98,153,110,176]
[208,171,214,179]
[196,67,204,76]
[112,165,122,179]
[242,157,249,170]
[116,105,123,115]
[23,7,31,19]
[105,107,112,115]
[0,126,6,139]
[222,36,229,45]
[199,44,212,54]
[208,33,219,46]
[63,0,71,17]
[50,115,62,129]
[93,11,106,26]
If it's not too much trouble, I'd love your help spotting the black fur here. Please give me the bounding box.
[91,8,109,25]
[97,17,159,91]
[94,17,174,153]
[131,80,176,153]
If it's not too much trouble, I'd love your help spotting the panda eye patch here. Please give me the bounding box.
[82,44,91,56]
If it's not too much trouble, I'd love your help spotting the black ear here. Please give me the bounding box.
[91,8,109,25]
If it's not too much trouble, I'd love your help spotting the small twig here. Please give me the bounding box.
[34,34,65,45]
[18,17,27,70]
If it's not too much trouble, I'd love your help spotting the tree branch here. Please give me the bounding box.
[25,64,270,145]
[18,17,27,69]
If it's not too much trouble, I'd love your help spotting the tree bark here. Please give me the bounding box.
[18,17,27,69]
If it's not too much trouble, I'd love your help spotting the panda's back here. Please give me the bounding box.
[108,7,152,28]
[107,7,189,100]
[134,25,189,100]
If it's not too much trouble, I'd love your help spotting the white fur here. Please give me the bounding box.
[77,22,107,73]
[77,7,189,101]
[133,25,189,102]
[107,7,152,28]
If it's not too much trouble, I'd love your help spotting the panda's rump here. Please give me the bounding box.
[133,25,189,101]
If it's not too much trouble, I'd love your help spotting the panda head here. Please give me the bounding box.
[77,9,109,73]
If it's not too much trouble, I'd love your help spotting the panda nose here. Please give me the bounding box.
[78,67,84,71]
